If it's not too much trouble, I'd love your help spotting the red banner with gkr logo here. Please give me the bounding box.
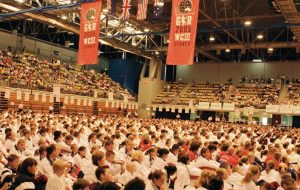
[166,0,199,65]
[78,0,102,65]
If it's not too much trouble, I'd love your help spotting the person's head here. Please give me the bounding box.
[216,168,228,180]
[131,150,144,162]
[124,177,145,190]
[16,139,26,150]
[104,141,114,151]
[78,146,87,157]
[38,138,47,147]
[38,146,47,159]
[95,166,112,183]
[72,179,90,190]
[92,151,105,167]
[7,154,20,170]
[278,163,288,175]
[53,130,62,142]
[281,177,296,189]
[19,158,37,175]
[148,170,166,188]
[219,162,232,176]
[170,144,180,155]
[88,133,97,143]
[65,135,73,145]
[47,144,59,159]
[189,140,201,152]
[52,160,67,177]
[105,151,115,163]
[265,161,275,174]
[201,147,210,159]
[157,148,169,159]
[126,162,137,175]
[178,152,189,164]
[98,182,120,190]
[208,178,224,190]
[199,170,212,188]
[146,147,157,158]
[242,165,261,183]
[259,182,272,190]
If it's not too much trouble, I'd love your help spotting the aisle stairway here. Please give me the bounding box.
[278,84,288,103]
[0,92,8,111]
[173,83,191,104]
[93,101,99,115]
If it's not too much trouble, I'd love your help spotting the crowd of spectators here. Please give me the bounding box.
[0,49,135,101]
[0,111,298,190]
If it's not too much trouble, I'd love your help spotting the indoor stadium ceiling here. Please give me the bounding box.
[1,0,300,62]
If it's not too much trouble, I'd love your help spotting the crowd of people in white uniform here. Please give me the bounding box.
[0,110,299,190]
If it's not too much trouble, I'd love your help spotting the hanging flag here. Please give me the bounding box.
[106,0,111,11]
[78,0,102,65]
[152,0,163,20]
[120,0,131,20]
[137,0,148,20]
[166,0,199,65]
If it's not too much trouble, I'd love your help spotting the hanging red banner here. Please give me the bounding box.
[166,0,199,65]
[78,0,102,65]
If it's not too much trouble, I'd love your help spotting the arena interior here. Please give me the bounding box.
[0,0,300,190]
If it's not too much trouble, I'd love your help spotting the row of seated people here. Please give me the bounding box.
[152,82,186,104]
[228,84,280,108]
[0,49,135,101]
[178,83,228,105]
[285,84,300,105]
[0,111,299,189]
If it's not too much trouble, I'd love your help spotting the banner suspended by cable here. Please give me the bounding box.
[78,0,102,65]
[166,0,199,65]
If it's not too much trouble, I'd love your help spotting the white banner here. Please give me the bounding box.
[124,95,128,103]
[53,85,60,99]
[64,96,69,104]
[292,106,300,114]
[42,93,46,102]
[152,105,157,110]
[159,105,163,112]
[105,101,109,107]
[108,92,114,101]
[178,107,182,113]
[248,106,254,115]
[24,91,30,101]
[49,94,54,103]
[198,102,210,110]
[4,89,10,99]
[83,98,87,106]
[266,105,279,113]
[191,107,195,113]
[166,106,170,112]
[70,96,74,104]
[279,105,292,114]
[16,91,22,100]
[55,96,60,102]
[120,102,124,109]
[185,107,190,113]
[210,103,222,110]
[111,101,115,108]
[171,106,176,113]
[243,107,249,116]
[34,92,39,101]
[94,90,98,98]
[189,100,193,107]
[77,98,81,105]
[88,99,92,106]
[116,102,120,108]
[222,103,235,111]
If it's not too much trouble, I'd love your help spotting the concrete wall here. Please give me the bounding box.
[176,62,300,83]
[0,29,77,64]
[138,78,165,118]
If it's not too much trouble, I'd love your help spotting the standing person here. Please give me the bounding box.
[9,158,38,190]
[45,160,71,190]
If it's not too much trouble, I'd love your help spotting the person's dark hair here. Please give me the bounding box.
[178,152,189,164]
[95,166,110,181]
[104,140,113,147]
[208,178,224,190]
[259,182,272,190]
[170,144,179,152]
[200,147,209,157]
[7,154,19,163]
[92,151,104,166]
[46,144,57,156]
[53,131,62,141]
[88,133,96,141]
[189,140,201,152]
[165,165,177,180]
[98,182,120,190]
[157,148,169,158]
[78,146,87,153]
[18,158,37,174]
[65,135,73,141]
[72,179,90,190]
[124,177,145,190]
[148,170,164,180]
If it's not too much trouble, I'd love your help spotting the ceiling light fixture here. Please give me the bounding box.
[225,49,230,53]
[155,51,159,55]
[209,36,215,42]
[268,47,274,52]
[15,0,25,3]
[103,8,109,13]
[144,28,150,32]
[257,34,264,39]
[244,20,252,26]
[61,15,67,20]
[157,1,164,6]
